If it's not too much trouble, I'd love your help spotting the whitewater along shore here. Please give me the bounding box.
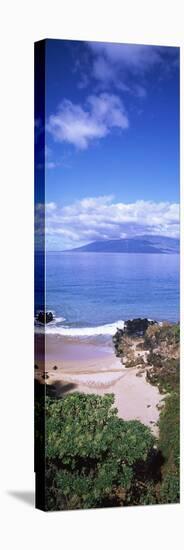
[34,318,176,436]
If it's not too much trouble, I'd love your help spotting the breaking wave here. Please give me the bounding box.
[35,319,125,337]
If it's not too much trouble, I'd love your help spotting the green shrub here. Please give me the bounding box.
[45,393,155,510]
[158,390,180,503]
[159,470,180,503]
[159,391,179,465]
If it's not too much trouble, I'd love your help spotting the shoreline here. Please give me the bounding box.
[35,332,163,436]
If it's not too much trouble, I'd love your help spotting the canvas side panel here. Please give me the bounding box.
[34,40,46,511]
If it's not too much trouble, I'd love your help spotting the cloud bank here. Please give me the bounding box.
[89,42,162,74]
[85,42,178,93]
[47,93,129,149]
[35,195,180,250]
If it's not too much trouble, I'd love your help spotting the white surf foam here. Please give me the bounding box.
[44,319,125,337]
[35,315,65,326]
[53,316,66,323]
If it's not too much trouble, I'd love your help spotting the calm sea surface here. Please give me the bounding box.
[36,252,180,335]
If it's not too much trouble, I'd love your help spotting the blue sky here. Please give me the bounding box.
[38,39,179,250]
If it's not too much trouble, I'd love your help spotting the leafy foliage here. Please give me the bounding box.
[144,323,180,504]
[147,357,179,392]
[159,392,179,465]
[35,323,180,509]
[145,322,180,349]
[45,393,154,510]
[158,390,180,503]
[159,470,180,503]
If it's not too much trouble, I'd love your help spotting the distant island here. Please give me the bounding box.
[69,235,179,254]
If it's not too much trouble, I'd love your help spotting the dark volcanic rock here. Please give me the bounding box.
[113,318,179,399]
[112,318,158,368]
[112,319,157,353]
[124,318,157,336]
[112,328,124,354]
[36,311,54,324]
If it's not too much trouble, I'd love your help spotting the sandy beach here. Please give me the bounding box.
[35,334,163,436]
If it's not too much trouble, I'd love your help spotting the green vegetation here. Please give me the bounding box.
[145,322,180,349]
[147,357,179,392]
[45,393,155,510]
[158,390,180,503]
[145,323,180,503]
[36,322,180,510]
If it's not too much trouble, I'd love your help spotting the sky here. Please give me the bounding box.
[36,39,180,250]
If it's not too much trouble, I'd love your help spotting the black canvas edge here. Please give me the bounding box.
[34,39,46,511]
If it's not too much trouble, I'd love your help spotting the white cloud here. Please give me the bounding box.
[42,196,179,250]
[84,43,162,93]
[93,56,118,83]
[85,43,178,96]
[47,93,129,150]
[89,43,162,73]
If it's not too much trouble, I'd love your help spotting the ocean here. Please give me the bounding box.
[34,251,180,336]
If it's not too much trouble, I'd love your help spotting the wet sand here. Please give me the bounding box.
[35,334,163,436]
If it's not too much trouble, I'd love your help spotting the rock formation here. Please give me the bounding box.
[36,311,54,324]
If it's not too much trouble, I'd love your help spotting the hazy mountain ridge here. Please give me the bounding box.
[70,235,179,254]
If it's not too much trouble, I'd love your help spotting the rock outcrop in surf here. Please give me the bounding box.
[113,318,179,389]
[36,311,54,324]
